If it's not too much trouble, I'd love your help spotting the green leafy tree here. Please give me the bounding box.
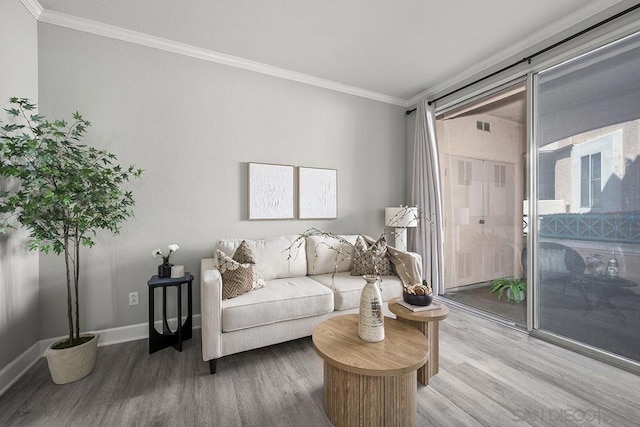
[0,98,143,348]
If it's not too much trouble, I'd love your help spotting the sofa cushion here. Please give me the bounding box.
[351,235,393,276]
[310,272,403,311]
[221,276,334,332]
[306,234,358,275]
[217,249,265,300]
[217,235,307,280]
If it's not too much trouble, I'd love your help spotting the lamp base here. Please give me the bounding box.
[394,228,407,251]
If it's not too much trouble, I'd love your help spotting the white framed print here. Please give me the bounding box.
[248,162,295,220]
[298,166,338,219]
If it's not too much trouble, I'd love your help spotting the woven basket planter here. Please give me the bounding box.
[44,334,99,384]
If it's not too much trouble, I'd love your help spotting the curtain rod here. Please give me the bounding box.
[405,2,640,116]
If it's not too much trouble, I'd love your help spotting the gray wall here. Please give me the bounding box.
[0,0,39,370]
[37,24,407,338]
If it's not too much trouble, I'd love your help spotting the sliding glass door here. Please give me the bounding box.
[433,29,640,367]
[534,31,640,363]
[437,83,527,326]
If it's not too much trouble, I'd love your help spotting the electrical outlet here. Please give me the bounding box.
[129,291,139,306]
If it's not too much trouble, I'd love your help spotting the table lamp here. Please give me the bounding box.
[385,206,419,251]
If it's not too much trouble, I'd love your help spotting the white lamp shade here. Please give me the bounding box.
[385,207,419,228]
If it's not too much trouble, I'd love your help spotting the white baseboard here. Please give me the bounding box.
[0,342,43,398]
[0,314,201,397]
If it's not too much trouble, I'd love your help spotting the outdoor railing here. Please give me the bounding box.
[539,213,640,243]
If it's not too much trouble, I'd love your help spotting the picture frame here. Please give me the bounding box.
[248,162,295,220]
[298,166,338,219]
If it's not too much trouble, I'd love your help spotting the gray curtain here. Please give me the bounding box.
[410,99,445,295]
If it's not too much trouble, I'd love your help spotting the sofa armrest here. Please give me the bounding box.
[388,249,423,286]
[201,258,223,361]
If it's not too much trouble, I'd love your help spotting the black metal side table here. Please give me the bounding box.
[147,273,193,354]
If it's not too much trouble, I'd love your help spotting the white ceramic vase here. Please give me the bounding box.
[358,275,385,342]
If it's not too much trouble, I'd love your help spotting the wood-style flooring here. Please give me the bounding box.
[1,305,639,426]
[444,282,527,325]
[444,281,640,361]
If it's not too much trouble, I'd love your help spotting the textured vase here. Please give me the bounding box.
[358,275,385,342]
[158,262,173,278]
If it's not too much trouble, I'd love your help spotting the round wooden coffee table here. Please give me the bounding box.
[388,298,449,385]
[312,314,429,427]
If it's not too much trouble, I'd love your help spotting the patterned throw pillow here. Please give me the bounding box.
[233,240,256,264]
[232,240,265,290]
[350,235,393,276]
[217,246,265,299]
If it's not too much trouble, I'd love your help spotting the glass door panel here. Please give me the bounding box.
[438,83,527,325]
[534,31,640,362]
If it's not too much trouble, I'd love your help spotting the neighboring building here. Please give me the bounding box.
[539,119,640,214]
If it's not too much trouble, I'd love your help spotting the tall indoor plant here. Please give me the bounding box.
[0,98,142,383]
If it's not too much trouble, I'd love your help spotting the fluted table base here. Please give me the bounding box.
[323,362,417,427]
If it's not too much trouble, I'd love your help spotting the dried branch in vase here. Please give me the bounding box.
[286,228,355,279]
[285,206,429,287]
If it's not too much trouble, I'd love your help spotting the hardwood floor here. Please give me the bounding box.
[444,282,527,325]
[444,281,640,361]
[1,306,639,426]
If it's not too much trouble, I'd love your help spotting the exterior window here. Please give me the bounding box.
[580,153,601,207]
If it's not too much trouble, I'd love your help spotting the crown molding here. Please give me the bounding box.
[26,0,625,111]
[35,8,407,107]
[19,0,43,20]
[407,0,626,107]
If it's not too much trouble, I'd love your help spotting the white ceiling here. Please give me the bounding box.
[37,0,628,103]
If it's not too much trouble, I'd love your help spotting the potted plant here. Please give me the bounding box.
[490,277,526,302]
[153,243,180,277]
[0,98,142,384]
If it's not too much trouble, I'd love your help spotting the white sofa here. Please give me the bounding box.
[200,234,421,373]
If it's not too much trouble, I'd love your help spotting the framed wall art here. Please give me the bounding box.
[298,166,338,219]
[248,162,295,220]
